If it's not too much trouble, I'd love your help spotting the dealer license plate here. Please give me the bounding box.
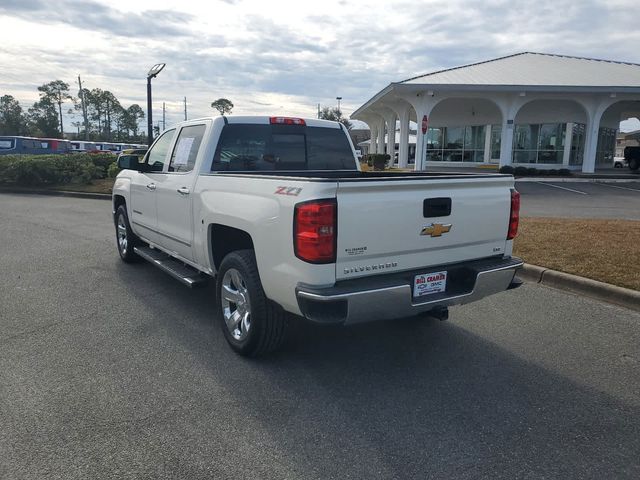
[413,271,448,298]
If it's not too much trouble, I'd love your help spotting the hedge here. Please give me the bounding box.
[0,153,116,186]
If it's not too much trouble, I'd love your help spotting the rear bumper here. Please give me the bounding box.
[296,257,523,324]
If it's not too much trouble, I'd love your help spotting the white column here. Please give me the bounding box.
[499,120,514,167]
[385,114,397,166]
[562,123,573,166]
[377,118,385,155]
[369,125,377,154]
[483,124,492,163]
[583,115,601,173]
[414,107,428,170]
[398,108,410,168]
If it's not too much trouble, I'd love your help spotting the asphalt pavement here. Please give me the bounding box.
[1,193,639,479]
[516,180,640,219]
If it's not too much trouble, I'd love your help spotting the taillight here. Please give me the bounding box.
[507,189,520,240]
[270,116,306,125]
[294,199,336,264]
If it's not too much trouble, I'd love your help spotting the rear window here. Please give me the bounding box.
[212,124,356,171]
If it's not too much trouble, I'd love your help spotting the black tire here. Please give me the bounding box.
[114,204,141,263]
[216,249,288,356]
[629,158,639,171]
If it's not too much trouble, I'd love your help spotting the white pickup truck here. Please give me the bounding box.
[113,116,523,356]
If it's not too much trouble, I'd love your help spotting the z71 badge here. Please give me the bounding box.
[274,186,302,196]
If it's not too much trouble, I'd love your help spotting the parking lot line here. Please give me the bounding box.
[592,182,640,193]
[536,182,588,195]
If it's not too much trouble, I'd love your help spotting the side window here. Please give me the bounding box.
[146,129,175,172]
[169,124,206,173]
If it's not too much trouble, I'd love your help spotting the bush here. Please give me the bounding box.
[0,154,101,186]
[558,168,572,176]
[499,165,515,175]
[107,162,121,178]
[547,169,559,176]
[87,153,118,178]
[369,153,391,171]
[514,166,529,176]
[527,167,538,176]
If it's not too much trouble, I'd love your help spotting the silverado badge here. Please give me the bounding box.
[420,223,452,237]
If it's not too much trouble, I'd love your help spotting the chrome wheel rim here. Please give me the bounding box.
[221,268,251,341]
[117,214,128,254]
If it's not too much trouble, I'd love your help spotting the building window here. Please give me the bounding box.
[490,125,501,160]
[570,123,585,165]
[513,123,565,164]
[426,125,485,162]
[537,123,565,164]
[596,127,616,165]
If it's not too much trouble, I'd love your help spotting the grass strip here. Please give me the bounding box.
[515,217,640,291]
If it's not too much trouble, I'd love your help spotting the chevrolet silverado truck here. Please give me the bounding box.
[112,116,523,356]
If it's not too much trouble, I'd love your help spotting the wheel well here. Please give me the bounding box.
[210,224,254,270]
[113,194,126,213]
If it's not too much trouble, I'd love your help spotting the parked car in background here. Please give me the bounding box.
[613,157,628,168]
[624,146,640,171]
[0,136,71,155]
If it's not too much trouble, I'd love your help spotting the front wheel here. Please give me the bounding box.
[629,158,639,171]
[216,250,288,356]
[114,205,141,263]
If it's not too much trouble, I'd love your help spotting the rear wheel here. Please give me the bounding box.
[216,250,288,356]
[114,205,141,263]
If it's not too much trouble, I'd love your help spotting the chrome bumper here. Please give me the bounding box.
[296,257,523,325]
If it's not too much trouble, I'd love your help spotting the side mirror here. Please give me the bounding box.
[117,155,141,170]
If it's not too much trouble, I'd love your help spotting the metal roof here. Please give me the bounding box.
[400,52,640,88]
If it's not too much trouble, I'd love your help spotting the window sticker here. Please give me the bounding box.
[173,137,195,166]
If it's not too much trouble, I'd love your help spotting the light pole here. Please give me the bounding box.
[146,63,166,146]
[336,96,342,112]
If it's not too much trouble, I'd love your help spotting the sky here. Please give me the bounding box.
[1,0,639,132]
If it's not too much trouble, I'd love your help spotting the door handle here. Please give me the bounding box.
[177,187,190,195]
[146,183,156,191]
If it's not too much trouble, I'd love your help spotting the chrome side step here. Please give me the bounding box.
[134,246,209,288]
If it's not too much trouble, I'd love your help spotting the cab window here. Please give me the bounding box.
[169,124,206,173]
[146,129,175,172]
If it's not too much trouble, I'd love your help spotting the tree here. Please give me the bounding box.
[37,80,73,136]
[211,98,233,116]
[84,88,106,138]
[101,91,121,141]
[123,104,145,140]
[0,95,27,135]
[319,106,353,130]
[27,97,59,137]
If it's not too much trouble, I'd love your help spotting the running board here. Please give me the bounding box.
[134,246,209,288]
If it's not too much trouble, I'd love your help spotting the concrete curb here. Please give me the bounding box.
[0,188,111,201]
[519,264,640,312]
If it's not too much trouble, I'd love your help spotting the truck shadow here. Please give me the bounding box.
[114,262,640,479]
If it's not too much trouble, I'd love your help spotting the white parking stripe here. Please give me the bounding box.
[536,182,588,195]
[592,182,640,193]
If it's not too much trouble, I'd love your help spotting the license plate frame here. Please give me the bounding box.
[413,270,448,298]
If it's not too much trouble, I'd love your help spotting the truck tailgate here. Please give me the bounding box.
[335,176,514,280]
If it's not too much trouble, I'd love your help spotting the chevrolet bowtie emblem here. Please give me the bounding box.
[420,223,452,237]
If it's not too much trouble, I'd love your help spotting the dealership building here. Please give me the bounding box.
[351,52,640,172]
